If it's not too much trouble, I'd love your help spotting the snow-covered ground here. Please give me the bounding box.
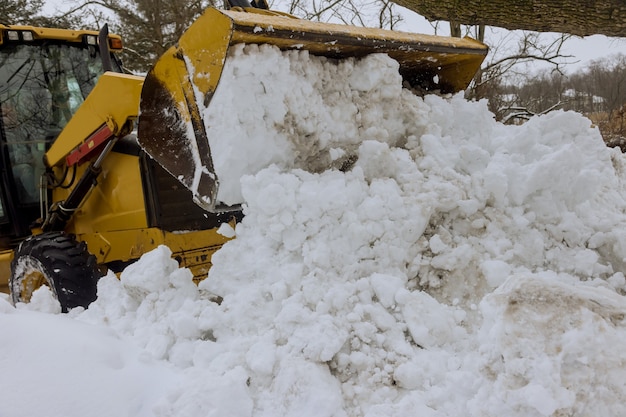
[3,45,626,417]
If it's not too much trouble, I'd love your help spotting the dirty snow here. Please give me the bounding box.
[2,44,626,417]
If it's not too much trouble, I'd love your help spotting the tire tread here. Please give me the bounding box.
[10,232,101,312]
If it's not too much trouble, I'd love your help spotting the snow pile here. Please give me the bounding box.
[473,274,626,416]
[201,44,423,206]
[0,288,179,417]
[3,44,626,417]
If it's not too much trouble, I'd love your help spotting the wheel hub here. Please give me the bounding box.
[19,267,48,303]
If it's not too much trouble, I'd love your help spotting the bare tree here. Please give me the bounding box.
[488,54,626,147]
[271,0,403,28]
[454,25,573,117]
[587,55,626,115]
[580,54,626,148]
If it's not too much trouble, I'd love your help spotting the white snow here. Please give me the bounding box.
[3,44,626,417]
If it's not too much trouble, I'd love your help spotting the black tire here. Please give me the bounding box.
[10,232,101,312]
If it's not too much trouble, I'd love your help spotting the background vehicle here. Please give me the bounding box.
[0,2,487,311]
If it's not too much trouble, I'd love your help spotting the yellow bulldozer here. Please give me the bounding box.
[0,2,487,312]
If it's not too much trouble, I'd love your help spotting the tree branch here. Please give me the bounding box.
[393,0,626,37]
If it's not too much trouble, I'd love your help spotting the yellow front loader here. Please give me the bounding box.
[0,2,487,311]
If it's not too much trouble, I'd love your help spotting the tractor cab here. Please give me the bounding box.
[0,25,123,245]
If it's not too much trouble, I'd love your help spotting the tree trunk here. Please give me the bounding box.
[394,0,626,37]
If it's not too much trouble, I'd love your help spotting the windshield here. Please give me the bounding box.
[0,42,119,205]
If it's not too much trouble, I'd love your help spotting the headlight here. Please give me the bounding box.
[4,30,35,42]
[85,34,98,46]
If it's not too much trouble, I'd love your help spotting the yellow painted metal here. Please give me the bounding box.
[137,9,236,209]
[137,7,488,211]
[77,227,232,281]
[223,9,487,92]
[161,228,233,282]
[0,226,230,295]
[45,73,144,168]
[0,250,12,294]
[18,268,47,303]
[55,151,149,237]
[0,24,123,50]
[52,147,232,281]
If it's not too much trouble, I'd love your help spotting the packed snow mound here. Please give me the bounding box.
[4,45,626,417]
[473,273,626,416]
[201,44,426,206]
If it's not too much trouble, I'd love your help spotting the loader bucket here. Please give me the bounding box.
[137,7,488,212]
